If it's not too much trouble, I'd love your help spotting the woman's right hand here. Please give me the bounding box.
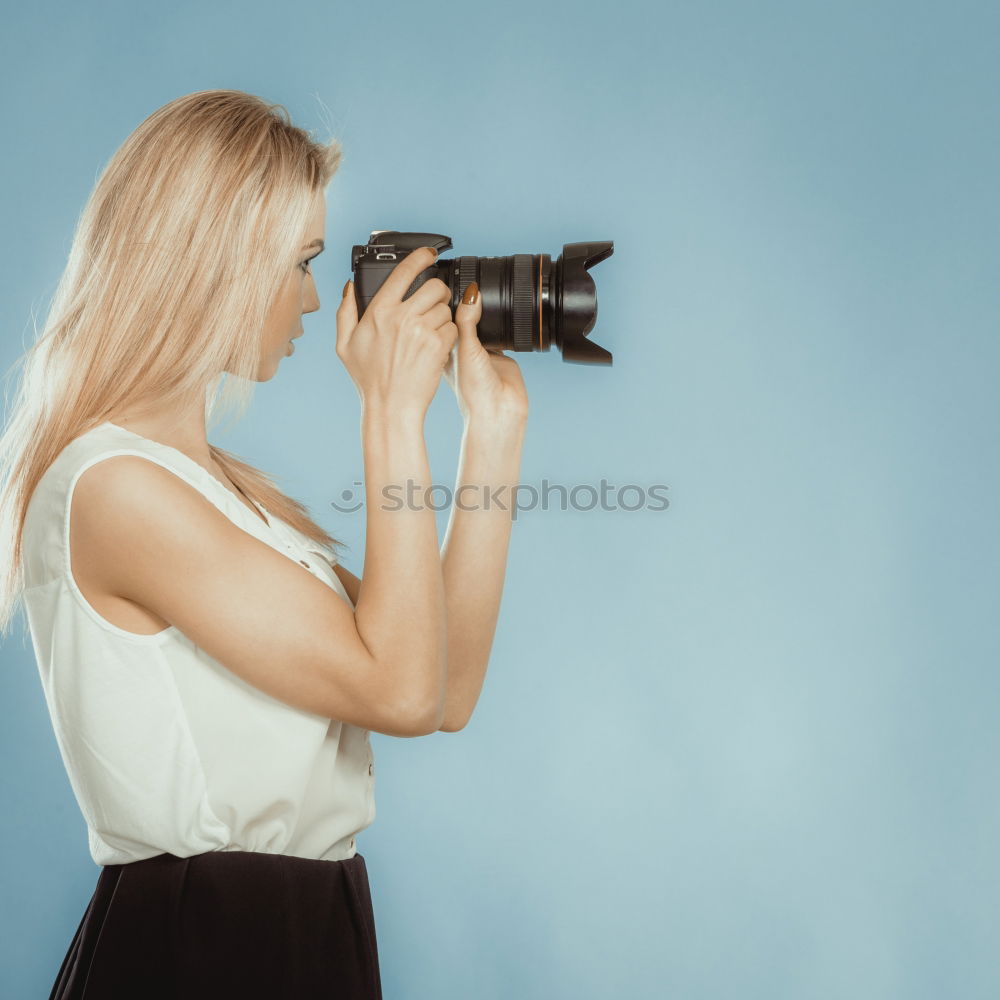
[335,246,458,418]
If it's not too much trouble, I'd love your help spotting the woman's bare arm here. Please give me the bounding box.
[71,452,443,737]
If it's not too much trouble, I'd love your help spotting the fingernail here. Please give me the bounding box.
[462,281,479,306]
[426,246,438,260]
[342,279,351,299]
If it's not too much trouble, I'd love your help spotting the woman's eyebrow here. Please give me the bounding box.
[300,239,325,252]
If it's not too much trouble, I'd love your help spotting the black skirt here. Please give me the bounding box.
[47,849,383,999]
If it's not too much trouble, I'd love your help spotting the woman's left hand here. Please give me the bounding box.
[442,282,529,425]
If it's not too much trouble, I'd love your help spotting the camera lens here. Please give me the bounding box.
[448,254,537,352]
[437,243,614,365]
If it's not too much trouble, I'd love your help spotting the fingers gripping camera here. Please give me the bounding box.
[350,231,614,365]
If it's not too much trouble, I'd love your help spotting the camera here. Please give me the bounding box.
[350,231,614,365]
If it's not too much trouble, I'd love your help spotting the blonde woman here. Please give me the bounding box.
[0,90,528,998]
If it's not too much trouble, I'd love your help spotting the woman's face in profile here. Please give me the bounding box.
[258,192,326,381]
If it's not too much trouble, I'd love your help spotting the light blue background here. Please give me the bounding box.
[2,1,998,997]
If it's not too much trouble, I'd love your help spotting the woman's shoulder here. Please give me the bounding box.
[22,423,211,591]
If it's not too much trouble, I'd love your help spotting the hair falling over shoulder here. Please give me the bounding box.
[0,89,349,640]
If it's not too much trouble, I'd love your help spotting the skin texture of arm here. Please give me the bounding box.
[332,563,362,606]
[437,418,526,731]
[70,454,442,737]
[330,416,524,734]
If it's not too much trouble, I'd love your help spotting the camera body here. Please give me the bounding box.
[350,230,614,365]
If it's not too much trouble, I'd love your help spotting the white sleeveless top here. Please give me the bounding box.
[20,421,375,866]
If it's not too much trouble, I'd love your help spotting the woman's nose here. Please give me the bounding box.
[303,281,320,314]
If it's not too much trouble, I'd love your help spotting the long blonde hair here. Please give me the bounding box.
[0,89,348,640]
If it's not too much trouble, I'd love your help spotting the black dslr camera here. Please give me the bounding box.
[350,231,614,365]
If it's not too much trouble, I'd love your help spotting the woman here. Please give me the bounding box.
[0,89,528,998]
